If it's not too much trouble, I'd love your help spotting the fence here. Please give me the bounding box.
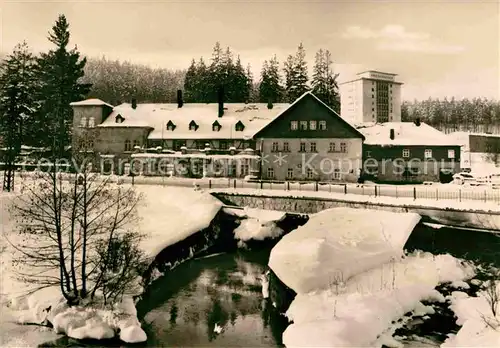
[10,171,500,204]
[123,176,500,204]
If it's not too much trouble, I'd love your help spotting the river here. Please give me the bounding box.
[136,248,288,348]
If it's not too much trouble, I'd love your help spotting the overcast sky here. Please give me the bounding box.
[1,0,498,101]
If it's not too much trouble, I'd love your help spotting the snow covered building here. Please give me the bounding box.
[339,70,403,124]
[357,122,461,183]
[70,91,364,181]
[447,132,500,173]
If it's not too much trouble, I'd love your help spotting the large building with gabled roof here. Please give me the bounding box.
[70,90,365,181]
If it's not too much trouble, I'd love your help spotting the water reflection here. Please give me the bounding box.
[140,250,287,347]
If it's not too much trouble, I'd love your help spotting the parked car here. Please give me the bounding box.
[452,172,478,186]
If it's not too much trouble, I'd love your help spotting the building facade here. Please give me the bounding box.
[339,70,403,124]
[254,93,365,182]
[447,132,500,172]
[359,122,461,183]
[70,91,364,181]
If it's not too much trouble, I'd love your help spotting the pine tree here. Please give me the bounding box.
[260,55,282,104]
[184,59,198,102]
[36,14,91,156]
[245,63,254,102]
[283,54,295,103]
[196,57,209,102]
[312,49,340,112]
[208,42,224,102]
[0,42,39,191]
[292,43,309,101]
[0,42,39,148]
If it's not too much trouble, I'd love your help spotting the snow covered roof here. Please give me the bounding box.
[448,131,500,139]
[99,102,290,140]
[70,98,114,108]
[357,122,461,146]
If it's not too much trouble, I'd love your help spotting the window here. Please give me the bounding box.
[80,117,87,127]
[272,142,279,152]
[124,140,132,152]
[329,142,336,152]
[290,121,298,130]
[402,149,410,158]
[235,121,245,131]
[220,141,228,150]
[242,159,250,176]
[115,114,124,123]
[189,121,198,131]
[287,168,294,179]
[372,108,375,111]
[267,167,275,179]
[299,142,306,152]
[300,121,308,130]
[340,142,347,153]
[133,140,140,149]
[424,149,433,159]
[166,121,175,131]
[88,117,95,128]
[319,121,327,130]
[366,151,371,157]
[333,168,341,180]
[372,88,375,92]
[212,121,221,132]
[306,168,314,179]
[283,142,290,152]
[448,149,455,159]
[310,142,317,152]
[309,120,317,130]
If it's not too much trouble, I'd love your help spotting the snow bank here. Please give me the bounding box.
[443,284,500,347]
[51,296,146,343]
[283,252,475,347]
[269,207,421,294]
[135,186,223,259]
[224,206,287,242]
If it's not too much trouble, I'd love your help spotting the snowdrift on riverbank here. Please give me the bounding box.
[443,286,500,346]
[136,186,223,259]
[282,251,475,347]
[269,207,421,294]
[228,207,286,242]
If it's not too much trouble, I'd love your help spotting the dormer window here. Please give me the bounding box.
[212,120,221,132]
[235,121,245,132]
[166,120,176,131]
[80,116,87,127]
[189,120,199,131]
[115,114,125,123]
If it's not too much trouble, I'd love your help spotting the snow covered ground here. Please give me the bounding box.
[0,185,224,345]
[267,207,485,347]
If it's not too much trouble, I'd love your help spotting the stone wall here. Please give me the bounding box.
[212,192,500,231]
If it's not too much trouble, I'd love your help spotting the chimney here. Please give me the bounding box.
[218,86,224,117]
[131,98,137,110]
[177,90,183,108]
[414,117,421,127]
[267,100,273,110]
[389,128,395,140]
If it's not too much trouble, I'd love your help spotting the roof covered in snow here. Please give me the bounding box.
[448,131,500,139]
[356,122,461,146]
[98,102,290,140]
[69,98,114,108]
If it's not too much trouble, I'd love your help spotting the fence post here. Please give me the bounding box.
[436,188,438,201]
[329,183,331,193]
[233,179,236,189]
[287,181,290,191]
[459,189,461,202]
[315,181,318,191]
[260,180,263,190]
[413,187,416,200]
[395,186,398,199]
[375,185,378,197]
[344,184,347,194]
[209,179,212,189]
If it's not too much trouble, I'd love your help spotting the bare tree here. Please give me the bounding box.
[9,132,146,307]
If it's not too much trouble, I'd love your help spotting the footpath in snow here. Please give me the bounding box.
[267,207,491,347]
